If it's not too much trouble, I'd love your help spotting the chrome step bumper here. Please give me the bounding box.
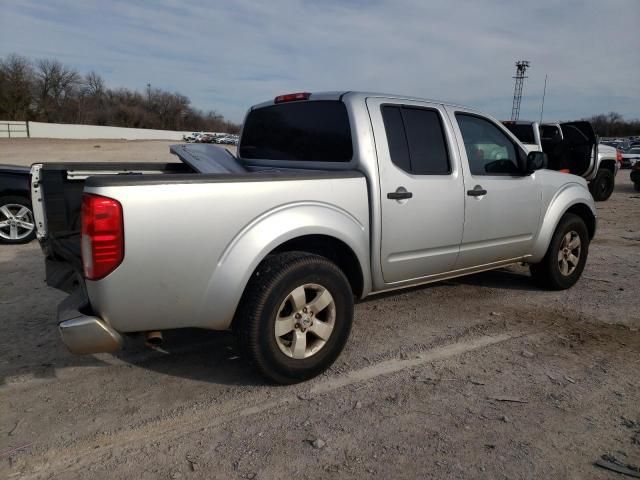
[58,289,123,354]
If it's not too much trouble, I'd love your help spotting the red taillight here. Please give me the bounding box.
[616,149,623,163]
[81,193,124,280]
[274,92,311,103]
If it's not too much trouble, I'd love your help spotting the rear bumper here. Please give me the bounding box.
[58,289,123,354]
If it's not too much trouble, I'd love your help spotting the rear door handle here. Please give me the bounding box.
[467,185,487,197]
[387,190,413,200]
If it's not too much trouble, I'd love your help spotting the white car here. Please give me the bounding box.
[621,147,640,168]
[183,132,204,143]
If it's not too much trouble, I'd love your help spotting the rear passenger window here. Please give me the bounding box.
[381,106,450,175]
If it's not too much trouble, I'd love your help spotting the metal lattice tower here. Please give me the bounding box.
[511,60,530,121]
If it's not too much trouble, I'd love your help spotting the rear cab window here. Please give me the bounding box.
[381,105,451,175]
[239,101,353,162]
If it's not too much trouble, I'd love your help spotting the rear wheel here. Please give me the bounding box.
[234,252,354,384]
[530,213,589,290]
[589,168,614,201]
[0,196,36,244]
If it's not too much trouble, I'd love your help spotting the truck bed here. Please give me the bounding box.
[31,164,369,334]
[78,169,368,333]
[32,162,194,292]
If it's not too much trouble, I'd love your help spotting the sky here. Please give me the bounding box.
[1,0,638,123]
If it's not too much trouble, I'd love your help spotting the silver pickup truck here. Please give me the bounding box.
[31,91,596,383]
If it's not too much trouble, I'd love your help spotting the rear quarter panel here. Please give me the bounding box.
[84,175,370,332]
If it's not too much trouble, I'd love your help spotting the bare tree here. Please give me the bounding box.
[82,71,105,97]
[0,54,35,120]
[35,59,81,122]
[77,71,106,124]
[586,112,640,137]
[0,53,241,132]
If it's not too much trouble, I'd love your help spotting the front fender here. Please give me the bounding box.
[530,182,596,263]
[196,201,371,329]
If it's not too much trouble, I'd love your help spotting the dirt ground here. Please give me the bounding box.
[1,140,639,479]
[0,138,179,164]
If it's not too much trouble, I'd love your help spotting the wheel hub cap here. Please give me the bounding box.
[557,231,581,277]
[274,283,336,359]
[0,203,35,241]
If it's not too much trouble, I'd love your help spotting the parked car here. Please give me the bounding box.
[216,135,239,145]
[622,147,640,168]
[0,164,36,244]
[197,134,218,144]
[32,91,596,383]
[631,162,640,191]
[502,120,619,201]
[182,132,204,143]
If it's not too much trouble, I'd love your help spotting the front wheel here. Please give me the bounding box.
[529,213,589,290]
[589,168,615,201]
[234,252,354,384]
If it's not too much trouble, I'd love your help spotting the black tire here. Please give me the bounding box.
[589,168,615,201]
[234,251,354,384]
[529,213,589,290]
[0,196,36,245]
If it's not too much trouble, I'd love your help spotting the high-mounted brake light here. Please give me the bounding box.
[274,92,311,103]
[81,193,124,280]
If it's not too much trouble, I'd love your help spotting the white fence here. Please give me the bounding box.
[0,120,198,140]
[0,121,29,138]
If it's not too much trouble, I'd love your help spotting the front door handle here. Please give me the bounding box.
[467,185,487,197]
[387,189,413,200]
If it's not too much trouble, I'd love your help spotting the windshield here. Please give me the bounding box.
[239,100,353,162]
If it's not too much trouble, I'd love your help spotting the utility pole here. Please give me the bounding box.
[511,60,530,121]
[146,83,151,103]
[539,74,548,124]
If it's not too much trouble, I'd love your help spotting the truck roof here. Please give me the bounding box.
[249,91,473,112]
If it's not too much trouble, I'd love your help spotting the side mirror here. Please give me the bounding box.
[526,151,547,174]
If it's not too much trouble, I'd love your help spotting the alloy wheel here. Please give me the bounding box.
[274,283,336,359]
[557,230,581,276]
[0,204,35,241]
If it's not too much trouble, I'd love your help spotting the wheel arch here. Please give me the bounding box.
[270,234,365,298]
[530,185,596,263]
[196,202,371,330]
[598,159,617,174]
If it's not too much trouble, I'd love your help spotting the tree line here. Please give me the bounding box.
[0,54,240,133]
[583,112,640,138]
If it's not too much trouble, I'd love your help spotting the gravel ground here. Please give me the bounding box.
[0,140,639,479]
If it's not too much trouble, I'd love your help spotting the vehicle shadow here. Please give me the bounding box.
[359,267,539,305]
[616,183,639,195]
[452,267,542,291]
[0,243,263,387]
[112,329,265,386]
[0,242,538,387]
